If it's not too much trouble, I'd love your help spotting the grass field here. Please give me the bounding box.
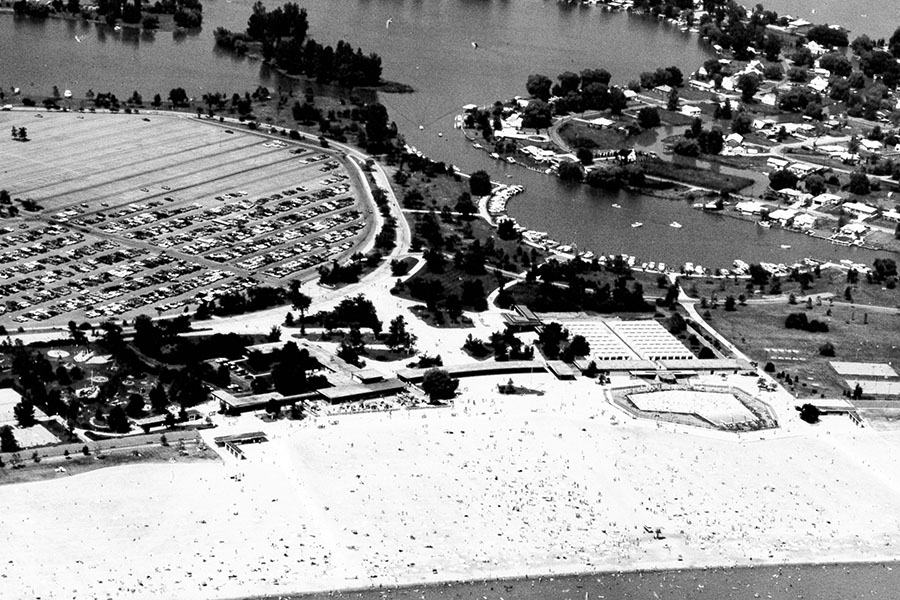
[682,267,900,308]
[705,301,900,399]
[0,111,369,326]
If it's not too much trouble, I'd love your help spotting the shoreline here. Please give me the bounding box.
[230,558,900,600]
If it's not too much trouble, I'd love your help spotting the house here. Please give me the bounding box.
[759,93,777,107]
[840,222,869,237]
[808,76,829,93]
[653,84,673,97]
[586,116,615,129]
[788,163,820,177]
[778,188,811,203]
[842,202,877,218]
[860,139,883,152]
[806,41,828,56]
[680,105,702,118]
[725,132,744,147]
[811,193,841,207]
[768,208,798,225]
[883,209,900,222]
[736,200,765,215]
[689,79,714,91]
[793,213,817,230]
[767,157,791,170]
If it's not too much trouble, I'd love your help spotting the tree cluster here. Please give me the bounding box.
[216,2,382,88]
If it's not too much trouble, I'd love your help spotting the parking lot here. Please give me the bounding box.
[0,112,370,326]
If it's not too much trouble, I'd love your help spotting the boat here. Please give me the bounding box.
[418,125,424,130]
[780,244,791,249]
[490,152,500,159]
[472,143,483,149]
[611,203,622,209]
[631,222,643,228]
[658,262,666,272]
[63,89,72,98]
[669,221,682,228]
[758,221,772,228]
[437,132,443,137]
[505,156,516,164]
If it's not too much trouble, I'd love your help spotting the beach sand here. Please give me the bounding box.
[2,375,899,599]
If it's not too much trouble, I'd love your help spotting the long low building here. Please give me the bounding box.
[397,361,547,384]
[316,378,406,404]
[213,389,318,414]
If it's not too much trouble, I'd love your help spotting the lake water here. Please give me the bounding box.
[1,0,891,268]
[761,0,900,39]
[262,561,900,600]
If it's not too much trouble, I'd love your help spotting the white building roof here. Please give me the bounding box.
[842,202,877,215]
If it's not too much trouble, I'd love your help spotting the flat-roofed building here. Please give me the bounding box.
[560,319,639,361]
[831,362,897,378]
[606,320,695,361]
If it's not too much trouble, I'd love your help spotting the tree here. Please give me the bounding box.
[724,296,736,311]
[125,393,145,418]
[149,382,168,414]
[557,161,584,182]
[819,342,836,357]
[522,99,552,130]
[819,52,852,77]
[525,74,553,101]
[538,321,568,359]
[469,170,492,196]
[666,87,679,111]
[769,169,798,191]
[805,174,826,196]
[637,106,660,129]
[386,315,416,353]
[16,127,27,141]
[763,34,782,61]
[168,88,189,107]
[847,171,870,195]
[107,406,131,433]
[0,426,19,453]
[14,400,35,428]
[289,280,312,334]
[799,403,821,424]
[731,113,752,134]
[455,192,477,219]
[576,147,593,166]
[737,73,759,103]
[420,368,459,402]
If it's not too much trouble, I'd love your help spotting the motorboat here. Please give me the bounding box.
[669,221,682,228]
[631,221,643,228]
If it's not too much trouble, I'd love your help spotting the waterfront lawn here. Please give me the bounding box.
[681,267,900,309]
[642,159,755,192]
[705,302,900,399]
[557,120,632,150]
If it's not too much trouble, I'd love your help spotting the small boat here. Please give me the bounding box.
[472,143,482,149]
[631,221,643,228]
[611,203,622,209]
[490,152,500,159]
[418,125,424,130]
[669,221,682,228]
[780,244,791,249]
[437,132,443,137]
[758,221,772,228]
[505,156,516,164]
[63,89,72,98]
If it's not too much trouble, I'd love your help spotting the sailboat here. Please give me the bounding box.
[669,221,682,228]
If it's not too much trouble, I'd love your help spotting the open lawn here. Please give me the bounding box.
[705,302,900,400]
[0,111,368,327]
[682,267,900,308]
[643,158,755,192]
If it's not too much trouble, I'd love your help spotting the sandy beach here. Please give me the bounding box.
[2,375,899,599]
